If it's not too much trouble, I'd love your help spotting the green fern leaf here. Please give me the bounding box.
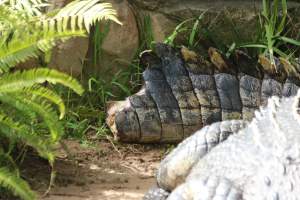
[0,0,48,16]
[0,110,54,162]
[0,28,85,70]
[0,1,121,71]
[0,93,64,142]
[0,68,84,95]
[0,167,36,200]
[54,0,122,32]
[23,85,65,119]
[0,149,21,180]
[0,1,122,198]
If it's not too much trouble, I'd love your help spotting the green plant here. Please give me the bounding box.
[240,0,300,68]
[130,14,154,88]
[0,69,84,198]
[92,21,111,67]
[0,0,120,199]
[164,18,193,46]
[54,67,133,145]
[0,0,49,16]
[68,12,153,146]
[164,11,207,48]
[87,71,131,106]
[188,11,207,48]
[140,14,155,50]
[164,0,300,67]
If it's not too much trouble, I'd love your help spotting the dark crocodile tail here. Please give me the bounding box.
[106,43,300,143]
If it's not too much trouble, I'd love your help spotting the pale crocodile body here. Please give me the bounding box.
[144,93,300,200]
[106,43,300,143]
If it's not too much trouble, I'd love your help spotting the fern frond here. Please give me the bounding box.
[0,0,121,71]
[0,167,36,200]
[0,95,37,121]
[0,5,31,31]
[0,68,84,95]
[18,94,64,142]
[0,0,48,16]
[0,147,19,175]
[0,5,85,71]
[0,27,85,71]
[24,85,65,119]
[0,93,64,142]
[0,110,54,162]
[53,0,122,32]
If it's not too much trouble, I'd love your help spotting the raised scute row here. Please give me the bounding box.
[106,43,300,143]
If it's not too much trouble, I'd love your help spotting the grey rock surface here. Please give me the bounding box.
[129,0,300,44]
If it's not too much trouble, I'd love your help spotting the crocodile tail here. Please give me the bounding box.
[106,43,300,143]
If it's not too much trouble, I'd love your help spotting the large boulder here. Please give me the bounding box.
[48,37,89,77]
[16,0,88,75]
[46,0,140,78]
[84,0,139,77]
[18,0,300,79]
[47,0,89,77]
[128,0,300,47]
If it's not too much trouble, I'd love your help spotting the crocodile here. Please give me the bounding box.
[106,43,300,143]
[144,92,300,200]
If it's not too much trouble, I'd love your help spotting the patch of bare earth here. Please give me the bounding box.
[20,139,168,200]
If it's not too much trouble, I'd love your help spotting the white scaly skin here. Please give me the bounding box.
[157,120,247,191]
[146,91,300,200]
[144,120,247,200]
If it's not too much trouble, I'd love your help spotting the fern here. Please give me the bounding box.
[0,0,48,16]
[0,93,64,142]
[54,0,122,32]
[0,167,36,200]
[0,68,84,95]
[0,0,121,199]
[0,111,54,161]
[0,71,82,200]
[24,85,65,119]
[0,0,121,72]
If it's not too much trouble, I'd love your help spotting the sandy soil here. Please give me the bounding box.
[20,139,169,200]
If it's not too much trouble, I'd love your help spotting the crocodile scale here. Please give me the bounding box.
[106,43,300,143]
[144,91,300,200]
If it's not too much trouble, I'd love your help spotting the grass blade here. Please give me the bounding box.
[188,10,207,47]
[278,36,300,46]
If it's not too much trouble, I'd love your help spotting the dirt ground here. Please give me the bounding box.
[20,139,169,200]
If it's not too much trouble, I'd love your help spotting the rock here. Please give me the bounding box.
[129,0,300,48]
[47,0,89,77]
[84,0,139,77]
[47,0,139,78]
[150,12,175,42]
[16,58,41,70]
[15,0,89,76]
[49,37,89,77]
[17,0,300,80]
[15,0,87,75]
[17,0,139,78]
[102,0,139,62]
[48,0,139,78]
